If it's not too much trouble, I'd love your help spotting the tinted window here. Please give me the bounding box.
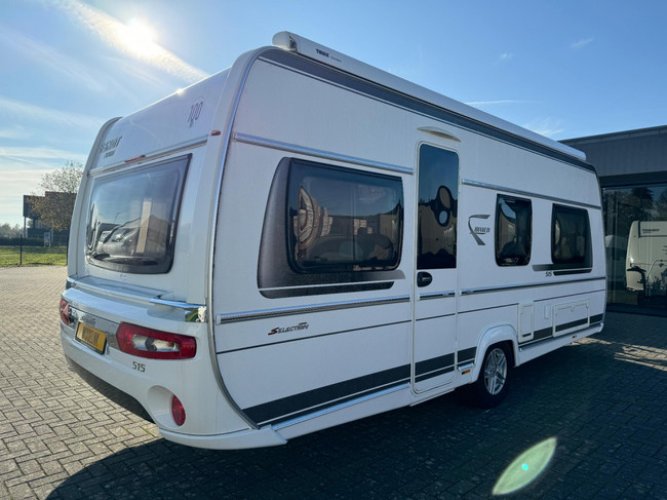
[418,145,458,269]
[258,158,404,298]
[288,162,402,272]
[552,205,591,266]
[496,195,532,266]
[86,155,189,274]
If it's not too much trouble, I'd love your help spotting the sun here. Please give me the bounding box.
[116,18,160,59]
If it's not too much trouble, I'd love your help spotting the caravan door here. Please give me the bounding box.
[412,143,460,393]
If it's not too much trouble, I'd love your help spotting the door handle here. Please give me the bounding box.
[417,271,433,287]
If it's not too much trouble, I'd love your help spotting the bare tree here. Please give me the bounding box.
[0,223,22,238]
[31,161,84,231]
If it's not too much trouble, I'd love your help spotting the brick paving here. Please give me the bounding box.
[0,266,666,499]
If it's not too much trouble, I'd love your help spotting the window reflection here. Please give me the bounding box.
[288,163,403,272]
[603,184,667,309]
[86,155,188,274]
[496,196,532,266]
[418,145,459,270]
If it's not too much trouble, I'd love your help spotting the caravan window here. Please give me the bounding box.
[551,205,591,266]
[496,195,532,266]
[258,158,404,298]
[85,155,189,274]
[287,162,402,272]
[417,145,459,269]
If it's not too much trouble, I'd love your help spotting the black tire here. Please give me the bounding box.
[463,344,511,409]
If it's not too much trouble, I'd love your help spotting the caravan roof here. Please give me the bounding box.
[272,32,589,167]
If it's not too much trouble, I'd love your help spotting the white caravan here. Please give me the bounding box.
[626,220,667,295]
[60,32,606,449]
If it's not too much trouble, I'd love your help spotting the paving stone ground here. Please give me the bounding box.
[1,266,666,499]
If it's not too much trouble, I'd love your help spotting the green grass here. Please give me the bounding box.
[0,246,67,267]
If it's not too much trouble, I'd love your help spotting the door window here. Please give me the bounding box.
[417,145,459,269]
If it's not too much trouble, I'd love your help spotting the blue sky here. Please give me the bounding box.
[2,0,666,225]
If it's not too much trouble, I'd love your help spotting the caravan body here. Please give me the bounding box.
[60,32,606,449]
[626,220,667,295]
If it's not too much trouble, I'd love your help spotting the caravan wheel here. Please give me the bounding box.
[464,344,511,408]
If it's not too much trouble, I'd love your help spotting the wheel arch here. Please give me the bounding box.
[471,324,518,383]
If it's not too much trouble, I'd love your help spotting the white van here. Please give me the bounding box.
[626,220,667,295]
[60,32,606,449]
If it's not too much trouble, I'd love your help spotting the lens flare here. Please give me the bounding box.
[492,437,557,496]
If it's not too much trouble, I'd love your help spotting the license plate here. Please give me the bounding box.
[75,322,107,354]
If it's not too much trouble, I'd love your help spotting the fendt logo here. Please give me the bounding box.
[468,214,491,246]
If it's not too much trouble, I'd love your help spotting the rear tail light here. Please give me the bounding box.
[59,298,72,326]
[116,323,196,359]
[171,395,186,426]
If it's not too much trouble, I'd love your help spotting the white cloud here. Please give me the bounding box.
[0,126,31,140]
[0,95,103,130]
[523,118,565,138]
[0,25,109,94]
[0,146,87,165]
[51,0,209,84]
[571,37,594,50]
[103,55,179,94]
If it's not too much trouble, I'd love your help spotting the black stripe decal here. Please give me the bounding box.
[415,366,454,382]
[260,281,393,299]
[245,350,470,425]
[532,265,594,277]
[457,347,477,364]
[261,49,593,172]
[590,314,604,324]
[556,318,589,332]
[415,354,454,376]
[534,327,553,341]
[461,276,606,297]
[554,269,593,276]
[555,313,604,333]
[247,312,606,424]
[519,327,552,346]
[243,364,410,425]
[533,264,590,271]
[520,316,604,348]
[218,295,410,324]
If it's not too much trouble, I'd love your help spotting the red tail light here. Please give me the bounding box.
[171,395,186,426]
[59,298,72,326]
[116,323,196,359]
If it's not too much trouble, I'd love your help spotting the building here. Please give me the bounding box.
[564,125,667,313]
[23,191,76,246]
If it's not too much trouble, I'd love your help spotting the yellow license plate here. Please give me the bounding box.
[75,322,107,354]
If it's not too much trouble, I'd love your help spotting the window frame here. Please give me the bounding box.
[258,157,405,298]
[495,194,532,267]
[416,143,459,270]
[551,204,592,267]
[286,161,403,274]
[85,154,190,275]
